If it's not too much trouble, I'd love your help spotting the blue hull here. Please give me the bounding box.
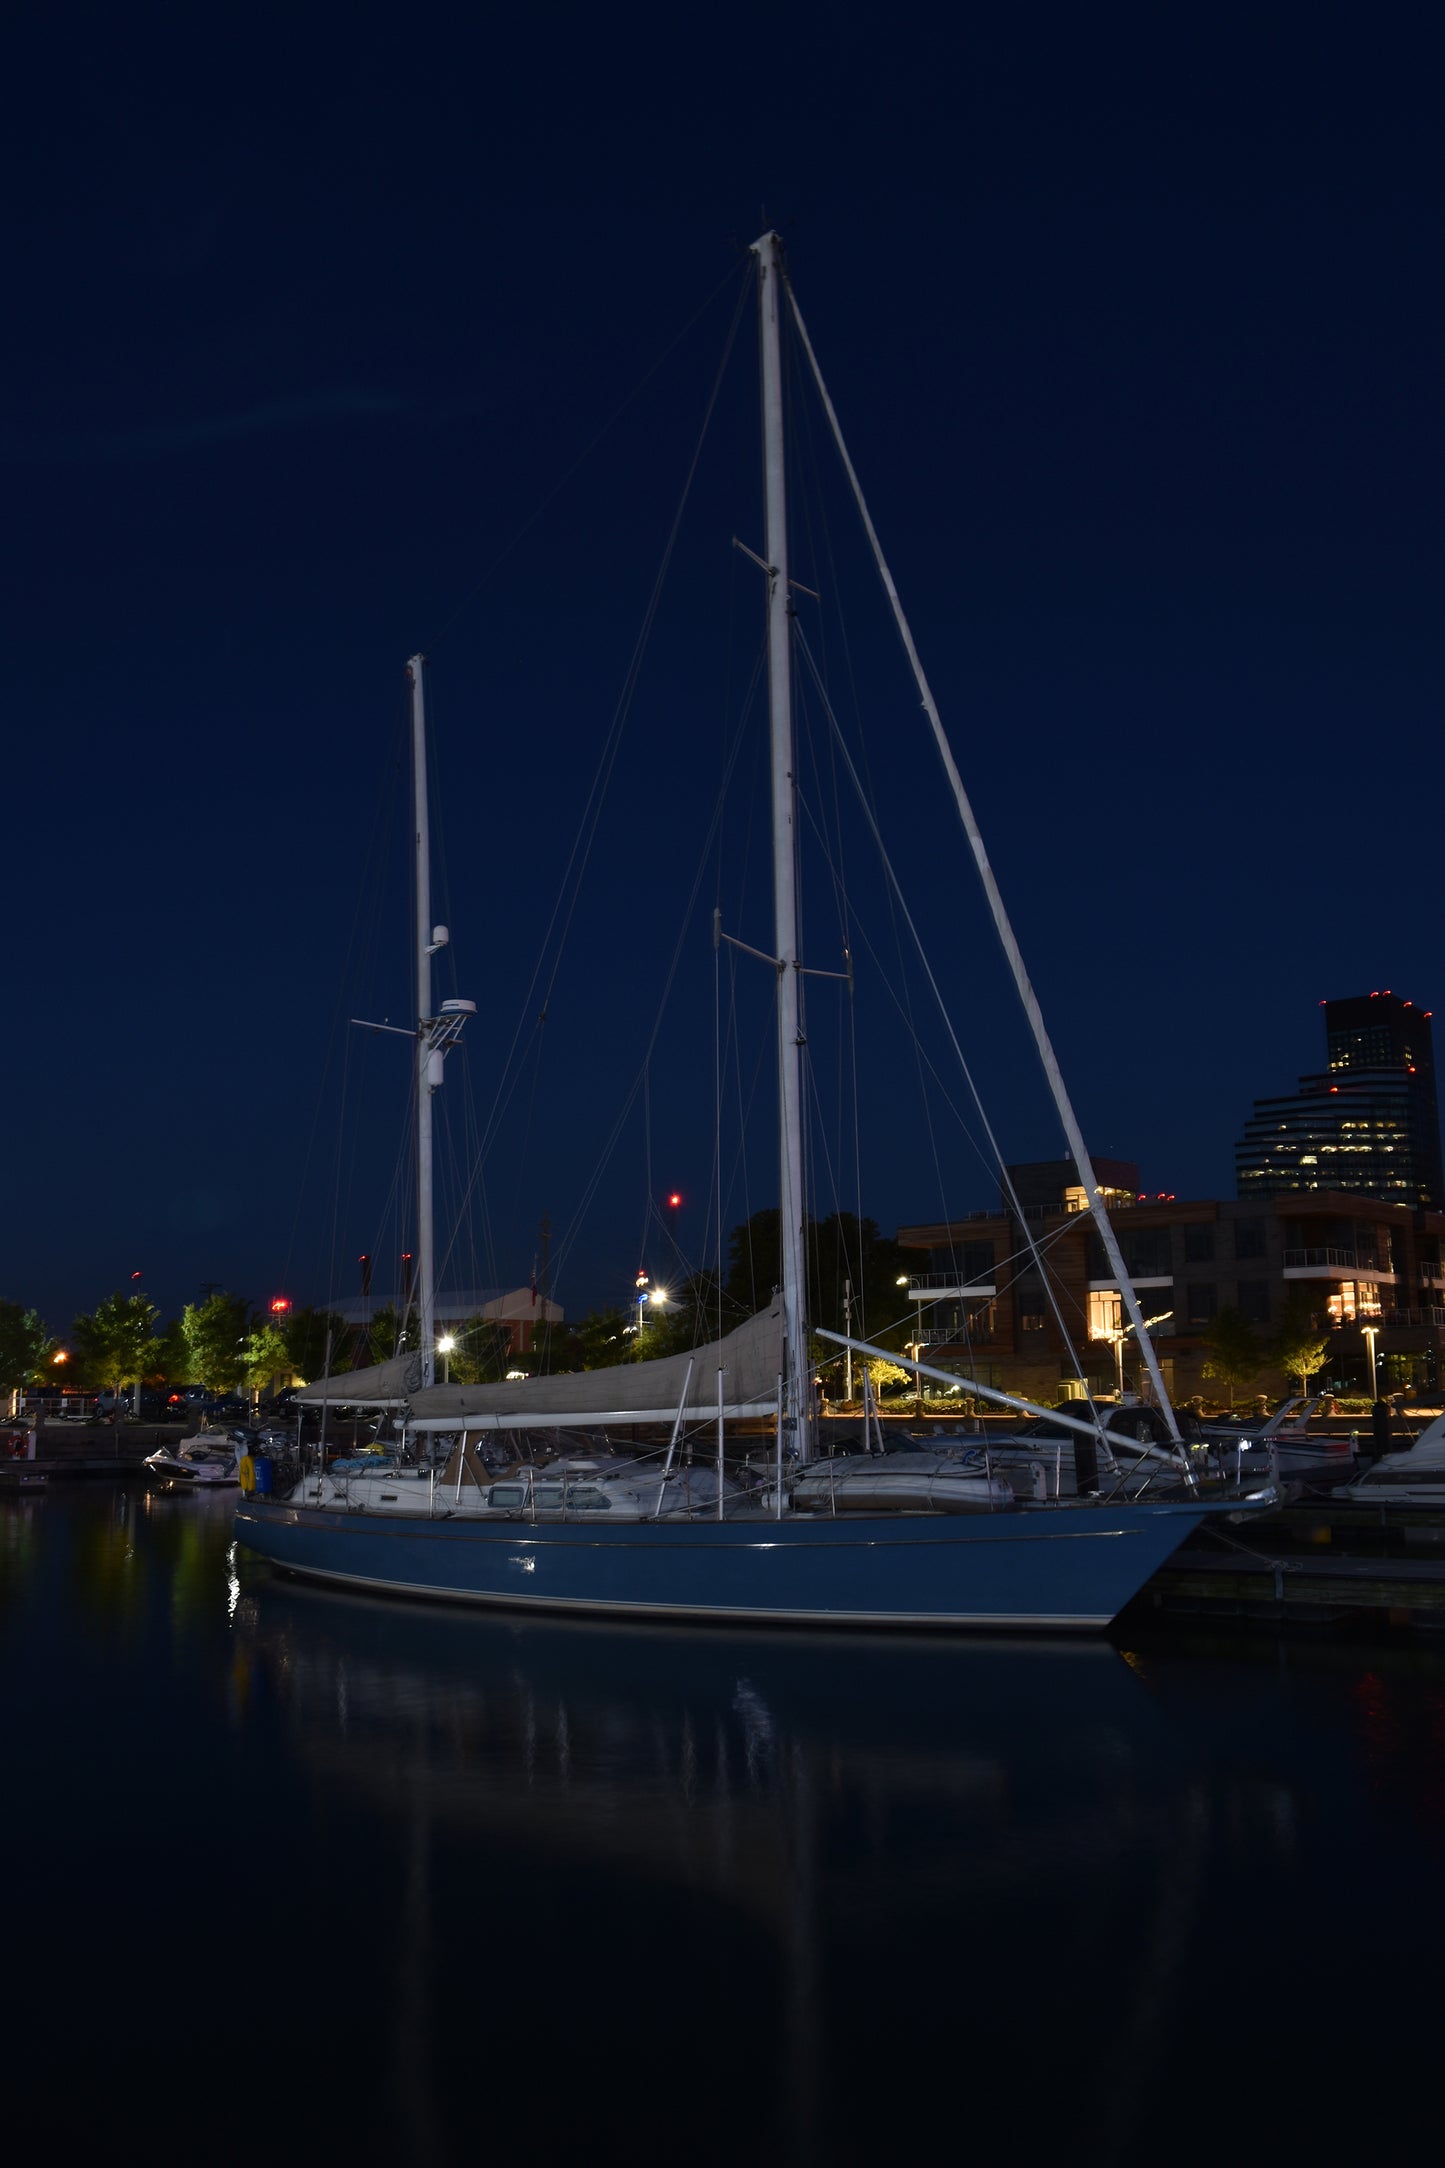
[234,1496,1219,1630]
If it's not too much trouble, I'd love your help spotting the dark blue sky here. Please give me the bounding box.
[3,3,1440,1332]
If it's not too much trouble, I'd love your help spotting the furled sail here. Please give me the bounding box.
[294,1351,424,1408]
[403,1300,786,1430]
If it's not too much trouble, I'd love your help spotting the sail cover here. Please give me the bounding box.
[403,1301,786,1431]
[294,1351,424,1408]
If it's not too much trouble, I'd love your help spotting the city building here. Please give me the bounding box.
[898,1157,1445,1404]
[1235,991,1443,1209]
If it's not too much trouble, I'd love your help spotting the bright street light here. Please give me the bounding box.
[437,1333,456,1383]
[1362,1323,1379,1401]
[897,1276,924,1413]
[1104,1309,1173,1399]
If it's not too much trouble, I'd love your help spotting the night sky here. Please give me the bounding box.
[3,4,1440,1335]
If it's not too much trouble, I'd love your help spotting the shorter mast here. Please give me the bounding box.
[409,654,437,1392]
[404,655,476,1399]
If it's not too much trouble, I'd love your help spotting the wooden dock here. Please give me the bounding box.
[1140,1499,1445,1629]
[0,1424,181,1485]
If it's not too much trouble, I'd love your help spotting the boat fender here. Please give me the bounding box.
[238,1453,256,1494]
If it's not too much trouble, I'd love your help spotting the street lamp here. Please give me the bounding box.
[1108,1309,1173,1400]
[437,1333,456,1384]
[842,1277,854,1404]
[1362,1323,1379,1401]
[897,1275,925,1415]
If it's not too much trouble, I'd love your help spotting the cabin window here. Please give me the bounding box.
[566,1489,611,1512]
[488,1484,526,1508]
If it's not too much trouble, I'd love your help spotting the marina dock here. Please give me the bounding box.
[1141,1499,1445,1630]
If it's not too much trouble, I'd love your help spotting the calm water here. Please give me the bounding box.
[4,1483,1444,2168]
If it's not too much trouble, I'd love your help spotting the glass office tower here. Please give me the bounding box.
[1236,992,1444,1208]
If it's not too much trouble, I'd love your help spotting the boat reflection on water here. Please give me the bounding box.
[231,1579,1305,2167]
[6,1489,1445,2166]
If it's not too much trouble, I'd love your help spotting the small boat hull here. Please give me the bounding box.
[235,1494,1226,1631]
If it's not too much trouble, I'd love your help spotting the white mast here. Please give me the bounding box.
[752,230,811,1462]
[408,654,437,1392]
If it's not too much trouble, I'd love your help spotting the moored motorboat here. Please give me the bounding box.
[144,1433,242,1487]
[1338,1411,1445,1505]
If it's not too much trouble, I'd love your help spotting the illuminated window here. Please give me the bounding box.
[1088,1292,1121,1339]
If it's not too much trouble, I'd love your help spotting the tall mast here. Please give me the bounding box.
[408,653,437,1393]
[752,230,811,1461]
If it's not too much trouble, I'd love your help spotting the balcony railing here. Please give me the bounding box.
[1282,1247,1382,1273]
[905,1272,997,1294]
[1386,1308,1445,1330]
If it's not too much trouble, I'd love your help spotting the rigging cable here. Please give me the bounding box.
[426,258,752,649]
[449,270,754,1261]
[795,624,1096,1399]
[785,276,1174,1438]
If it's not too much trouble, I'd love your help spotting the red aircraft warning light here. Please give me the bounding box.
[269,1296,292,1316]
[667,1191,683,1210]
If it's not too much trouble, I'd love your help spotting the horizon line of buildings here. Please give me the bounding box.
[895,991,1445,1401]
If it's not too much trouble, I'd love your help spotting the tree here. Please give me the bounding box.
[243,1322,294,1399]
[148,1316,194,1388]
[574,1309,632,1370]
[181,1291,250,1391]
[1270,1293,1330,1396]
[447,1315,516,1384]
[283,1307,348,1384]
[1201,1307,1263,1408]
[0,1301,52,1404]
[72,1292,160,1393]
[363,1304,417,1367]
[725,1209,915,1349]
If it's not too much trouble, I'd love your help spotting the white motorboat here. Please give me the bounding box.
[1200,1395,1357,1481]
[1337,1412,1444,1505]
[143,1433,242,1487]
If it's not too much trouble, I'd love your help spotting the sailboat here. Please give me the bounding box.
[234,233,1271,1629]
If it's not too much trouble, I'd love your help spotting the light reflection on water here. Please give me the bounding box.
[4,1484,1444,2168]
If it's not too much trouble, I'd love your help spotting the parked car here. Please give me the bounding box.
[199,1392,250,1419]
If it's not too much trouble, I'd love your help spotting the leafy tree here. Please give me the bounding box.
[363,1304,417,1367]
[447,1315,515,1385]
[725,1209,915,1349]
[243,1323,294,1398]
[1270,1293,1330,1396]
[72,1292,160,1393]
[181,1291,250,1391]
[148,1317,193,1388]
[574,1308,632,1370]
[283,1307,348,1384]
[0,1302,52,1401]
[1201,1307,1263,1408]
